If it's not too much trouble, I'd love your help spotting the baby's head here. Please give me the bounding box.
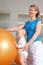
[17,29,26,38]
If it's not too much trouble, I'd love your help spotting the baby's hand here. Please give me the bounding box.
[16,43,18,47]
[15,43,19,49]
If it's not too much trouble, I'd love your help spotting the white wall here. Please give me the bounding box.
[0,0,43,36]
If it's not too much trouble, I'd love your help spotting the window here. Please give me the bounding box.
[0,10,10,29]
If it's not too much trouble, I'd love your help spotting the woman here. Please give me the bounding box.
[7,4,43,65]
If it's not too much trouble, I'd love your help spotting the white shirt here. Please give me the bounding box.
[17,37,26,48]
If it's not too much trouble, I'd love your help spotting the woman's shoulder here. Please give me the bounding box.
[36,18,41,23]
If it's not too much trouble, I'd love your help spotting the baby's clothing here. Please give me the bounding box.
[17,37,28,58]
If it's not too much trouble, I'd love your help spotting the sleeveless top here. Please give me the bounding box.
[25,18,41,42]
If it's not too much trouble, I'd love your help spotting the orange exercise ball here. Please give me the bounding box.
[0,28,17,65]
[15,50,20,64]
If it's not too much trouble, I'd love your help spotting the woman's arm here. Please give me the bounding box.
[24,21,42,50]
[6,24,25,32]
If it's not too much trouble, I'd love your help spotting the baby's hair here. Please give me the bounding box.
[16,29,26,36]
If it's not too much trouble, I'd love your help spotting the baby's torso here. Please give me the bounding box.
[18,37,26,48]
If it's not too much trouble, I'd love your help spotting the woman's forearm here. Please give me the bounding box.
[6,27,17,32]
[6,24,25,32]
[28,32,40,47]
[24,32,40,51]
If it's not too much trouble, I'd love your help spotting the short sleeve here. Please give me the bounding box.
[36,18,41,24]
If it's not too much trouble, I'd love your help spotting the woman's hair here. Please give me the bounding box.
[30,4,40,18]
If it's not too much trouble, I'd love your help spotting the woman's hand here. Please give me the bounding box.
[23,43,29,51]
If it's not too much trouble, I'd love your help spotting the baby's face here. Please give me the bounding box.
[17,29,26,38]
[17,31,22,38]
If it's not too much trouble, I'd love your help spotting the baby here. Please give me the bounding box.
[16,29,28,65]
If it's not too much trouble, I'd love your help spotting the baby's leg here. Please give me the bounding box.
[24,58,27,65]
[19,53,27,65]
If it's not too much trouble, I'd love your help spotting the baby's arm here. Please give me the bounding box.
[17,44,23,48]
[15,43,19,49]
[15,43,22,49]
